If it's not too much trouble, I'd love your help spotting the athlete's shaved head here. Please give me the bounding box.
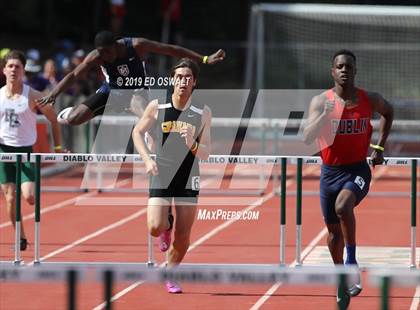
[94,31,116,48]
[332,49,356,64]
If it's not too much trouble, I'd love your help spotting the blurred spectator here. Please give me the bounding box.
[42,59,59,90]
[55,49,93,151]
[24,59,49,93]
[54,39,75,76]
[26,48,40,62]
[71,49,85,68]
[110,0,126,36]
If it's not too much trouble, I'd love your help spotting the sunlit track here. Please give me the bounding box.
[0,155,418,310]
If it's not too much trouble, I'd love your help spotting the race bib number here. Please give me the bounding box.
[354,176,365,190]
[192,176,200,191]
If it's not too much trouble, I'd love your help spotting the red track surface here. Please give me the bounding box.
[0,165,419,310]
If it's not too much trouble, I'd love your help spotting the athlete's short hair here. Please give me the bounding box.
[171,58,200,80]
[94,31,116,48]
[3,50,26,67]
[332,49,356,64]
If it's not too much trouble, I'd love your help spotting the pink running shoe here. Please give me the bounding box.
[159,213,174,252]
[165,280,182,294]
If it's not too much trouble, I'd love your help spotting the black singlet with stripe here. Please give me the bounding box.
[149,100,204,198]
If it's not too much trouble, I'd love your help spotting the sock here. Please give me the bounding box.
[345,244,357,265]
[57,107,72,125]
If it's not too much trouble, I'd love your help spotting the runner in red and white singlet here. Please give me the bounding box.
[304,50,394,308]
[318,88,373,165]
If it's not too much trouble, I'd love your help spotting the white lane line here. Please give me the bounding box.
[26,207,147,265]
[0,179,132,229]
[92,191,276,310]
[249,228,328,310]
[0,192,96,229]
[410,285,420,310]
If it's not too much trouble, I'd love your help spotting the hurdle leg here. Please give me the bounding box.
[67,270,77,310]
[147,233,155,267]
[337,273,348,310]
[104,270,113,310]
[295,158,303,266]
[14,155,22,265]
[34,155,41,264]
[14,224,21,265]
[410,159,417,268]
[381,276,390,310]
[280,157,287,265]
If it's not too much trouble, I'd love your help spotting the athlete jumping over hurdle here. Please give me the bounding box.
[36,31,225,125]
[303,50,393,307]
[132,58,211,293]
[0,50,63,251]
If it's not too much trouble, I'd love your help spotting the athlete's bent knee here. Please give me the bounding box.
[335,203,353,219]
[148,223,167,237]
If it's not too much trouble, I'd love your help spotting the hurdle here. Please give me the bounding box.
[288,156,419,269]
[369,268,420,310]
[33,153,278,197]
[0,153,28,265]
[1,152,418,310]
[2,153,418,270]
[2,262,419,310]
[0,263,361,310]
[27,153,280,266]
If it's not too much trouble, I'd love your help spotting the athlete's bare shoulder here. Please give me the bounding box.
[144,99,159,115]
[311,91,329,109]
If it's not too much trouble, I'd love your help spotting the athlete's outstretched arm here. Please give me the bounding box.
[133,38,225,65]
[30,88,63,152]
[36,51,100,106]
[132,100,159,175]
